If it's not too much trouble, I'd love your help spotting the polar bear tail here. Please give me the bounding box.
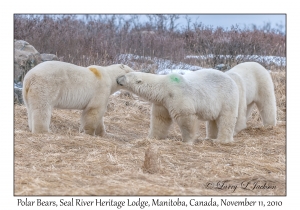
[22,78,30,107]
[22,77,33,131]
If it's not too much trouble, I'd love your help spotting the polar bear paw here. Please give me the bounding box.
[212,138,234,145]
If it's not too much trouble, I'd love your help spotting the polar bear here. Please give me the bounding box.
[117,70,239,143]
[22,61,134,135]
[225,62,277,134]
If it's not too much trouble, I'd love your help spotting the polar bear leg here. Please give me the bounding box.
[25,86,52,133]
[256,99,277,126]
[95,117,106,136]
[234,102,247,135]
[206,120,218,139]
[27,108,32,132]
[81,107,102,136]
[234,115,247,135]
[148,104,172,139]
[215,114,236,143]
[176,114,198,143]
[31,105,52,133]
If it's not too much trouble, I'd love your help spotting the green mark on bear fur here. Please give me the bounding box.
[170,74,180,83]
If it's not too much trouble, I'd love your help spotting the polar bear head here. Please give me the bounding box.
[84,64,134,94]
[116,64,134,74]
[117,72,166,103]
[117,72,142,86]
[113,64,134,88]
[103,64,134,79]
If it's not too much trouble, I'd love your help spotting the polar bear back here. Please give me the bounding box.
[183,69,239,118]
[226,62,273,104]
[23,61,117,110]
[26,61,108,88]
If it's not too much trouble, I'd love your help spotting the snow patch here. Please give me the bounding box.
[186,54,286,66]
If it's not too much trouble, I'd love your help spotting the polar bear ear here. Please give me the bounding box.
[120,64,125,69]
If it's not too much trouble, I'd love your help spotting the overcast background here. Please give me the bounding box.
[77,14,286,33]
[166,14,285,30]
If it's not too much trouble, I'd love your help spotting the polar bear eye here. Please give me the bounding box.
[136,80,142,84]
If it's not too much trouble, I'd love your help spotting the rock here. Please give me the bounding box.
[40,53,58,62]
[14,40,42,82]
[214,64,230,71]
[143,144,160,173]
[14,40,40,54]
[14,82,23,104]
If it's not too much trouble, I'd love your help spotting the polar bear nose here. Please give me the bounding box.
[117,76,125,86]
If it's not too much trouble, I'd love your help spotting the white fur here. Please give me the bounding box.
[226,62,277,134]
[23,61,134,135]
[117,70,239,143]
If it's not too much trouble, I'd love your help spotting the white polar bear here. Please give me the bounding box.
[225,62,277,134]
[117,70,239,143]
[22,61,134,135]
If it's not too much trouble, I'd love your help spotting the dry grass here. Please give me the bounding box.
[14,72,286,196]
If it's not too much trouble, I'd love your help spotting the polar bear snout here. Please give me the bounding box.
[117,75,126,86]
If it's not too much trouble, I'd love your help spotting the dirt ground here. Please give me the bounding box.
[14,76,286,196]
